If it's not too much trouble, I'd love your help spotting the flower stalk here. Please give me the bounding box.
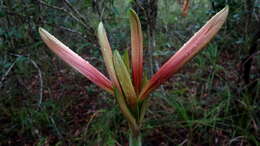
[129,128,142,146]
[39,6,228,145]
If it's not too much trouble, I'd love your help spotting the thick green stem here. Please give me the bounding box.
[129,129,142,146]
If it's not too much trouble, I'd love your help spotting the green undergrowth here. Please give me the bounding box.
[1,0,259,145]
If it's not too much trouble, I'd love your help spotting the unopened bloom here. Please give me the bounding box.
[39,6,229,135]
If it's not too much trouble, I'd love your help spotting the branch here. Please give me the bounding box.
[63,0,90,26]
[43,22,88,41]
[0,61,16,89]
[30,58,43,107]
[9,55,44,107]
[38,0,93,35]
[63,0,95,34]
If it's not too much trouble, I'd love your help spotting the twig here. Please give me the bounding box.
[38,0,92,34]
[50,116,63,139]
[30,59,43,107]
[84,110,102,134]
[63,0,91,27]
[43,22,87,40]
[4,9,26,18]
[9,54,44,107]
[63,0,94,33]
[0,61,16,89]
[229,136,245,145]
[100,7,105,21]
[241,51,260,67]
[178,139,188,146]
[59,26,83,36]
[240,78,260,91]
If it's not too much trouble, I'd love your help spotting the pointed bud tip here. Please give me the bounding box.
[38,27,43,32]
[216,5,229,24]
[97,22,106,38]
[128,8,137,17]
[225,5,229,10]
[218,5,229,18]
[38,27,57,43]
[38,27,45,35]
[222,5,229,14]
[98,22,104,29]
[38,27,49,41]
[38,27,49,35]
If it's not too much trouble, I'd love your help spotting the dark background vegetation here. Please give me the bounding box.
[0,0,259,145]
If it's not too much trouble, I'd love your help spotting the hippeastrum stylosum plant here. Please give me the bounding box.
[39,6,228,146]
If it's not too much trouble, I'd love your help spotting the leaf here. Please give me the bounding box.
[39,27,113,94]
[114,88,138,132]
[97,22,121,91]
[122,50,131,73]
[129,9,143,94]
[139,6,229,100]
[113,50,137,109]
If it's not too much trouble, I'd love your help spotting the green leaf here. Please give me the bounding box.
[122,50,131,73]
[114,88,138,132]
[113,50,137,109]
